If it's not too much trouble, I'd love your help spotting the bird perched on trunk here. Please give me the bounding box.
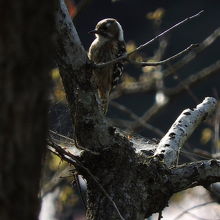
[88,18,126,114]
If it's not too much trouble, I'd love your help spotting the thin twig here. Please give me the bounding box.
[173,202,215,220]
[136,44,199,66]
[49,130,75,142]
[176,210,214,220]
[47,140,125,220]
[131,11,203,56]
[94,10,204,68]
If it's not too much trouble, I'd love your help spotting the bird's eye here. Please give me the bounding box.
[102,26,108,31]
[102,23,111,30]
[102,25,108,30]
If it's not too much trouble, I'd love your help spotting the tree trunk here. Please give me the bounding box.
[0,1,56,220]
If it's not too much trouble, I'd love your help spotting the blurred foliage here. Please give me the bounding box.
[126,41,136,53]
[146,8,165,22]
[48,153,67,171]
[121,73,136,86]
[126,41,143,62]
[51,68,67,104]
[200,128,213,145]
[216,140,220,149]
[59,185,78,205]
[142,62,157,74]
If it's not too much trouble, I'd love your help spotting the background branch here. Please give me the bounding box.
[164,27,220,77]
[164,60,220,96]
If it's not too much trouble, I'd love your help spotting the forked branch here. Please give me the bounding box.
[137,44,199,66]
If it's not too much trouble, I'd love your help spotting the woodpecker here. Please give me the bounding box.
[88,18,126,114]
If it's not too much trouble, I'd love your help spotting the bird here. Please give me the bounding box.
[88,18,126,114]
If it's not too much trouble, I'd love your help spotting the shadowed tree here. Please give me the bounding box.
[0,1,56,220]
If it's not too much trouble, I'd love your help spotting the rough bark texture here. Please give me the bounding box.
[0,1,56,220]
[54,1,220,219]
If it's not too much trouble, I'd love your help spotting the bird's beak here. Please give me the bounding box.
[88,29,98,34]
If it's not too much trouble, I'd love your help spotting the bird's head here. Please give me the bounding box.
[89,18,124,41]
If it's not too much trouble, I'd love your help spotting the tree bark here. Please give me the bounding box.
[0,1,56,220]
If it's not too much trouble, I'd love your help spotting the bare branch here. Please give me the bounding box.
[164,27,220,77]
[49,130,83,157]
[165,60,220,96]
[154,97,217,167]
[94,10,204,68]
[173,202,215,220]
[170,159,220,192]
[135,44,199,66]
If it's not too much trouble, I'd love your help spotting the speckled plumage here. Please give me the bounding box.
[88,18,126,113]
